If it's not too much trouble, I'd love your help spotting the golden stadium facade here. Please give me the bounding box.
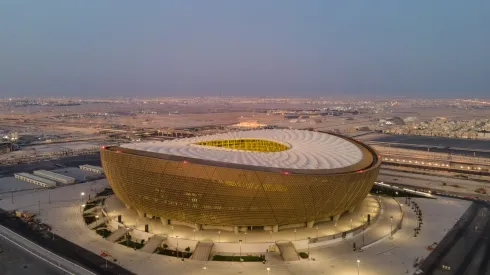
[101,129,380,232]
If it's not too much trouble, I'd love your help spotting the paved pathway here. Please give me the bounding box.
[105,193,381,244]
[0,180,471,275]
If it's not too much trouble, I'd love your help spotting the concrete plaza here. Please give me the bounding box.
[0,179,471,275]
[104,193,382,245]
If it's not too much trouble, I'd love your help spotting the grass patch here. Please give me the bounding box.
[83,215,96,224]
[370,186,429,198]
[83,203,99,212]
[96,188,114,197]
[212,255,263,262]
[96,228,112,238]
[156,248,192,258]
[119,240,144,250]
[298,252,309,259]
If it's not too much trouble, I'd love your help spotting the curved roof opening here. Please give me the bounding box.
[120,129,368,171]
[194,138,290,152]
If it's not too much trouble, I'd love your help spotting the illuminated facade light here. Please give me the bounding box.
[100,130,381,228]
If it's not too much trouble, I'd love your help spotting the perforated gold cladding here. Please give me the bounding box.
[101,142,380,227]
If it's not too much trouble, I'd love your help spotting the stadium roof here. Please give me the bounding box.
[120,130,369,171]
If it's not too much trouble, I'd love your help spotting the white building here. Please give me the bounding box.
[80,164,104,174]
[14,173,56,188]
[33,170,76,184]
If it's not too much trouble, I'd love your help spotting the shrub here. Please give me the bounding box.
[299,252,309,259]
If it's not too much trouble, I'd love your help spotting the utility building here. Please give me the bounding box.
[14,173,56,188]
[33,170,76,184]
[80,165,104,174]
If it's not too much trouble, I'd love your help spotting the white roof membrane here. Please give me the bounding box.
[121,130,364,170]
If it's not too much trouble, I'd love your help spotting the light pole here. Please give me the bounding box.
[218,231,221,243]
[350,218,353,230]
[357,259,360,275]
[80,192,85,208]
[245,232,247,243]
[316,226,319,238]
[176,236,179,259]
[266,267,271,275]
[270,231,272,241]
[239,240,242,260]
[193,229,196,240]
[389,216,393,239]
[171,226,174,237]
[307,237,311,258]
[294,229,297,240]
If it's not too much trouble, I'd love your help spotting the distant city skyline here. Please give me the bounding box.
[1,1,489,98]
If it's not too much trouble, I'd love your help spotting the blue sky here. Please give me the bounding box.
[1,1,489,98]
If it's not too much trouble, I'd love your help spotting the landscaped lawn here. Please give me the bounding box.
[119,240,145,250]
[156,248,192,258]
[96,228,112,238]
[212,255,263,262]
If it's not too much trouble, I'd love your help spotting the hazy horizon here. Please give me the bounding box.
[1,1,489,98]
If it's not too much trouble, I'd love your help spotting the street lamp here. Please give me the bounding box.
[316,226,319,238]
[80,192,85,206]
[193,229,196,240]
[389,216,393,239]
[218,231,221,243]
[307,237,311,258]
[294,229,297,240]
[245,232,247,243]
[350,218,353,230]
[270,231,272,241]
[357,259,360,275]
[171,226,174,237]
[239,240,242,260]
[266,267,271,275]
[176,236,179,259]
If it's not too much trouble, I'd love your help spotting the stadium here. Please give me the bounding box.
[101,129,381,232]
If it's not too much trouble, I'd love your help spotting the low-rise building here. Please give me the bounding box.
[33,170,76,184]
[14,173,56,188]
[80,164,104,174]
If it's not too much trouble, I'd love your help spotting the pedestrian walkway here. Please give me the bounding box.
[87,216,111,230]
[276,241,300,261]
[106,227,127,242]
[83,205,101,215]
[191,242,214,261]
[141,235,166,254]
[104,194,381,244]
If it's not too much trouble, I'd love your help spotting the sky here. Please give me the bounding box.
[0,1,489,98]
